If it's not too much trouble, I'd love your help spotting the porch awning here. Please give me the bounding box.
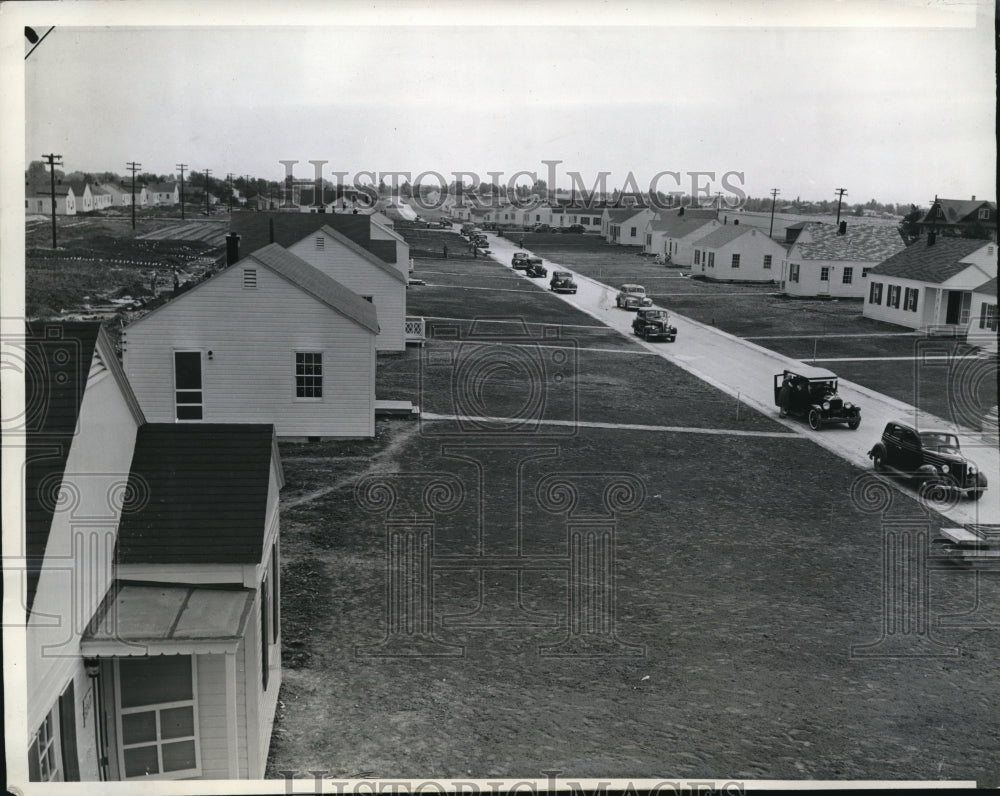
[81,581,255,657]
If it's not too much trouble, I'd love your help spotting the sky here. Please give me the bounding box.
[17,0,998,206]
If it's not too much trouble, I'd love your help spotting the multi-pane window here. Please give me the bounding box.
[646,234,651,246]
[295,352,323,399]
[731,254,740,269]
[904,287,919,312]
[862,268,870,278]
[789,263,800,283]
[820,267,830,282]
[30,708,61,781]
[174,352,203,421]
[694,250,701,265]
[842,267,853,284]
[708,252,715,268]
[763,255,772,269]
[887,284,901,308]
[630,227,637,237]
[981,303,998,331]
[117,656,199,779]
[979,208,990,220]
[869,282,883,305]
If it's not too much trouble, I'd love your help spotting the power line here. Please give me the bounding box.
[41,153,62,249]
[176,163,188,221]
[126,161,141,230]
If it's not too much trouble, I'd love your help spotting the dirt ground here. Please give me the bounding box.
[266,250,1000,785]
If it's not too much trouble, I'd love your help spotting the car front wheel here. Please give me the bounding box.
[972,489,985,501]
[872,450,885,471]
[808,409,822,430]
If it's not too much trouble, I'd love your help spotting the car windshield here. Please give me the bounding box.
[920,432,961,453]
[624,287,645,295]
[807,380,837,397]
[646,311,668,321]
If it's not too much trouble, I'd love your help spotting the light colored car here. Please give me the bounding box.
[615,284,653,310]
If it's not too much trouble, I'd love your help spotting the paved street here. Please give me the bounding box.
[482,232,999,527]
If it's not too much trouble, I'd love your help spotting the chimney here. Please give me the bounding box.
[838,220,847,235]
[971,195,976,201]
[927,231,937,246]
[268,217,275,244]
[225,233,241,265]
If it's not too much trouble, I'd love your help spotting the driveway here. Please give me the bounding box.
[485,233,999,527]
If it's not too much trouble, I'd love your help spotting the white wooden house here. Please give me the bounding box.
[562,206,605,232]
[65,181,94,213]
[781,222,905,298]
[26,183,77,215]
[645,209,719,265]
[147,182,179,205]
[122,243,379,439]
[691,223,788,281]
[22,322,284,784]
[289,224,409,352]
[603,206,656,245]
[863,237,997,338]
[89,184,113,210]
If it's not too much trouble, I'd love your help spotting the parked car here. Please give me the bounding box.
[561,224,586,234]
[461,223,475,235]
[632,308,677,342]
[524,258,547,278]
[512,252,529,267]
[533,224,553,233]
[435,219,452,228]
[773,366,861,430]
[868,421,987,501]
[550,271,577,294]
[615,284,653,310]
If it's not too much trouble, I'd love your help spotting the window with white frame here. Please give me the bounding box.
[981,302,998,331]
[731,254,740,269]
[869,282,883,304]
[173,351,203,421]
[295,352,323,399]
[888,284,901,309]
[630,227,637,237]
[708,252,715,268]
[979,208,990,220]
[789,263,800,283]
[763,255,772,270]
[904,287,919,311]
[646,234,651,246]
[694,250,701,265]
[820,267,830,282]
[116,656,200,779]
[862,268,870,278]
[842,267,853,284]
[30,706,62,781]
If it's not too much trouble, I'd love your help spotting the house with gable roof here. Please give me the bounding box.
[691,223,788,281]
[146,182,179,206]
[863,236,997,342]
[22,321,284,784]
[65,181,94,213]
[89,184,113,211]
[602,206,657,245]
[26,182,77,215]
[781,221,905,298]
[644,208,719,265]
[920,196,997,241]
[122,243,379,438]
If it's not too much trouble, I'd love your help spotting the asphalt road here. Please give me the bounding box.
[482,232,999,527]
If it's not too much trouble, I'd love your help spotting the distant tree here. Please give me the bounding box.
[898,204,923,243]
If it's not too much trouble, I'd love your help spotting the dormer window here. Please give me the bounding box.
[243,268,257,289]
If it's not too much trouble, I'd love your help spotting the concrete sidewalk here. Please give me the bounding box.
[484,232,999,527]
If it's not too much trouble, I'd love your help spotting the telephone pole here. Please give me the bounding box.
[203,169,212,215]
[126,161,141,229]
[176,163,188,220]
[41,153,62,249]
[769,188,780,238]
[227,172,234,213]
[834,187,848,225]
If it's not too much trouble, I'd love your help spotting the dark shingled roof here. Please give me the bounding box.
[973,277,997,295]
[794,223,904,262]
[230,211,397,264]
[24,322,101,614]
[117,424,276,565]
[247,244,380,334]
[868,237,987,283]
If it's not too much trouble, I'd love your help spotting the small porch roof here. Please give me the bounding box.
[81,582,255,657]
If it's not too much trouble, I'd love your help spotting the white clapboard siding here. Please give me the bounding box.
[236,636,249,777]
[290,231,407,351]
[122,264,375,437]
[197,654,231,779]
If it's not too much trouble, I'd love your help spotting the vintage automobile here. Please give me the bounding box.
[615,284,653,310]
[868,421,987,501]
[632,308,677,342]
[773,365,861,430]
[524,258,547,278]
[512,251,529,267]
[550,271,577,294]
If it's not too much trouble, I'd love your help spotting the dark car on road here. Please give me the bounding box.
[512,251,529,268]
[773,366,861,430]
[632,308,677,342]
[561,224,586,234]
[550,271,577,294]
[868,421,987,501]
[524,258,547,278]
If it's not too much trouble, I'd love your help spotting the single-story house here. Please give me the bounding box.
[22,321,284,783]
[65,181,94,213]
[692,223,788,282]
[287,224,409,352]
[26,182,77,215]
[122,243,379,439]
[99,182,134,207]
[561,207,605,232]
[89,184,113,210]
[603,206,657,245]
[920,196,997,242]
[147,183,179,205]
[645,209,719,265]
[781,221,905,298]
[863,236,997,338]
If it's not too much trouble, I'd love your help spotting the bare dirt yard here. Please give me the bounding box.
[266,251,1000,785]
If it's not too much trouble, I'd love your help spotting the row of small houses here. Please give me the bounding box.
[449,196,997,345]
[20,211,421,784]
[26,180,183,215]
